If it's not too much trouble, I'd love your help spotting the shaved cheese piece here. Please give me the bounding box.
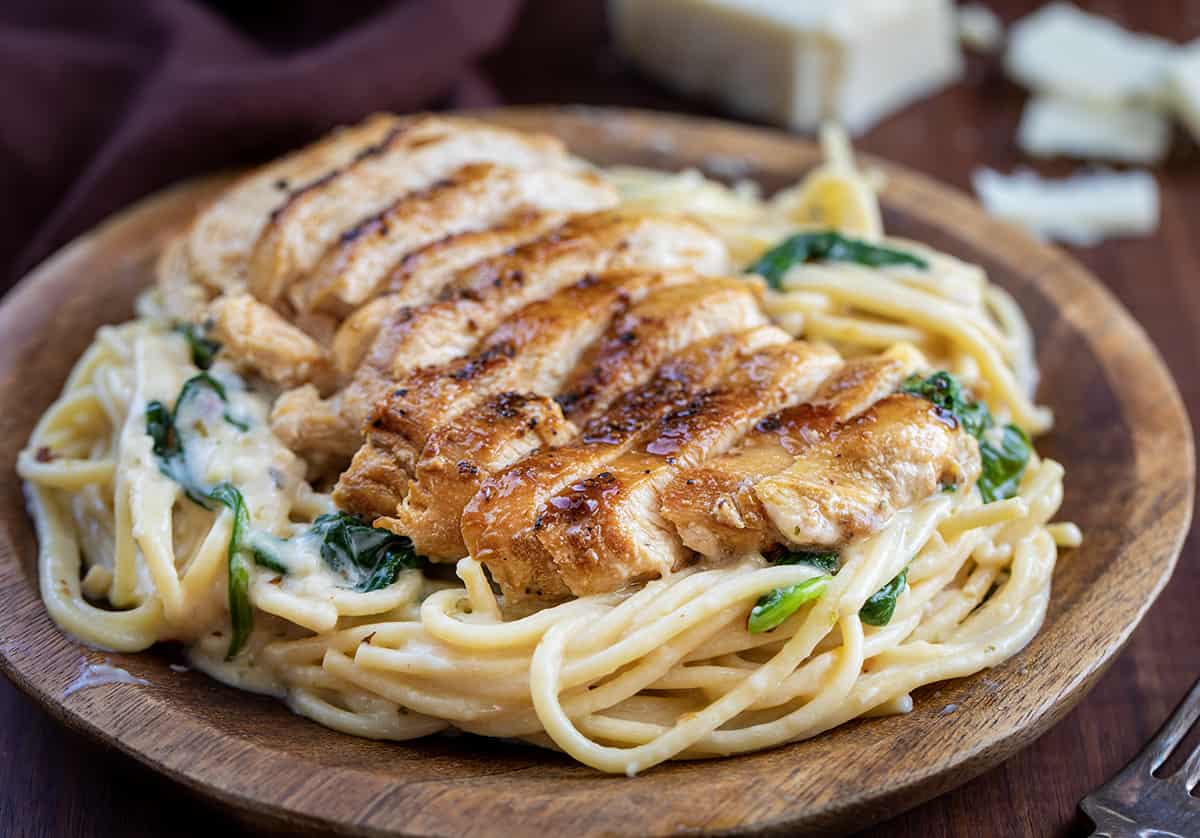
[1169,39,1200,142]
[1005,3,1175,105]
[972,168,1159,246]
[609,0,963,135]
[1016,96,1170,164]
[958,3,1004,53]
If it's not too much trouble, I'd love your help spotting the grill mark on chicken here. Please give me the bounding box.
[332,270,693,518]
[288,164,617,316]
[247,117,570,305]
[361,211,728,382]
[350,276,769,557]
[459,326,790,601]
[534,341,841,597]
[659,356,913,561]
[330,211,571,376]
[556,278,766,424]
[276,211,731,462]
[755,394,981,547]
[186,113,402,294]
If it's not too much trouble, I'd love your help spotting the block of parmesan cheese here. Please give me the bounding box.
[972,168,1159,246]
[958,3,1004,53]
[608,0,963,135]
[1169,39,1200,142]
[1016,95,1170,165]
[1005,3,1175,105]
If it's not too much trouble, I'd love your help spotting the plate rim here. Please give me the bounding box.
[0,106,1192,836]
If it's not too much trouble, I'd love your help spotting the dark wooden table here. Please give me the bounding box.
[4,1,1199,835]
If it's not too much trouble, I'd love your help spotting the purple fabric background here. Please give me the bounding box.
[0,0,525,287]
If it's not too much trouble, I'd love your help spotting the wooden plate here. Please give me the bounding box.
[0,108,1191,836]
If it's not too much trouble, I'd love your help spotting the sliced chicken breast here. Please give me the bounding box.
[282,211,730,461]
[288,164,617,315]
[534,341,840,597]
[187,113,401,292]
[556,278,765,424]
[332,270,690,518]
[351,275,766,556]
[330,210,569,375]
[247,117,569,304]
[755,394,981,547]
[377,393,575,560]
[460,326,790,601]
[660,356,914,560]
[207,294,333,390]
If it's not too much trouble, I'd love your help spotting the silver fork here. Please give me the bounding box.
[1080,677,1200,837]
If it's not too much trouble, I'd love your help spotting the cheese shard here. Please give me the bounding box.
[1005,3,1175,105]
[958,3,1004,53]
[1169,39,1200,142]
[608,0,963,135]
[972,168,1159,246]
[1017,96,1170,165]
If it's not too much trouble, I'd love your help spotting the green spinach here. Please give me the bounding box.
[309,512,422,593]
[859,568,908,627]
[900,371,1031,503]
[173,323,222,370]
[746,231,928,290]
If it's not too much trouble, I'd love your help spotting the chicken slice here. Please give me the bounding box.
[534,341,840,597]
[207,294,334,390]
[276,211,730,461]
[353,276,767,556]
[460,326,790,601]
[660,355,915,560]
[330,209,568,375]
[247,116,569,304]
[332,270,692,518]
[376,393,575,560]
[362,210,729,380]
[755,394,981,547]
[556,278,766,425]
[288,164,617,315]
[187,113,401,292]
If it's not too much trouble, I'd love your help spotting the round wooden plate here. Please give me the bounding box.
[0,108,1192,836]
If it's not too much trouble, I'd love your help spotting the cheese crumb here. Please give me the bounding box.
[1016,95,1170,165]
[958,3,1004,53]
[972,168,1159,246]
[1005,3,1175,105]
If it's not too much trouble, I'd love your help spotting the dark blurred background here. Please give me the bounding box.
[3,2,1200,836]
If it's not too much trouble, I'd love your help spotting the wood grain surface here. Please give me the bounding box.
[1,2,1198,836]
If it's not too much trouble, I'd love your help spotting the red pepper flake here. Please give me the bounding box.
[362,632,377,645]
[35,446,55,463]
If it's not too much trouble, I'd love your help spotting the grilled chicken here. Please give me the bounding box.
[207,294,333,390]
[534,341,840,597]
[361,210,729,380]
[276,211,730,460]
[288,164,617,315]
[330,210,569,374]
[557,279,767,424]
[755,394,980,546]
[156,236,210,323]
[659,356,915,560]
[345,276,768,556]
[247,117,570,304]
[377,393,575,559]
[332,270,694,517]
[460,326,790,601]
[187,113,401,293]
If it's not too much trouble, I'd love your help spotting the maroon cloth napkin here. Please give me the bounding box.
[0,0,525,289]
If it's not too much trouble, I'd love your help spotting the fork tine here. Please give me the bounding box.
[1140,678,1200,776]
[1179,737,1200,791]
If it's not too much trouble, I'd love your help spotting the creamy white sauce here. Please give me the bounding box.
[64,661,150,697]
